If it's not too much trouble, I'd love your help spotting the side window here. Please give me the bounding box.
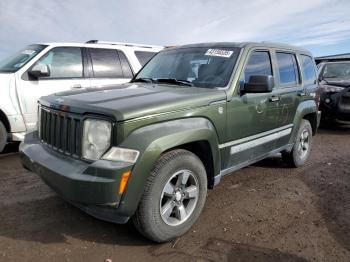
[118,51,133,78]
[300,55,316,84]
[89,48,123,78]
[276,52,299,86]
[244,51,272,83]
[134,51,157,66]
[35,47,83,78]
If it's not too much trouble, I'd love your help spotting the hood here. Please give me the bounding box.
[322,78,350,88]
[40,83,227,121]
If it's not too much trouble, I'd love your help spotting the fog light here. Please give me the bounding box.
[325,98,331,104]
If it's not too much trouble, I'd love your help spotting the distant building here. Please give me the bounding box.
[315,53,350,64]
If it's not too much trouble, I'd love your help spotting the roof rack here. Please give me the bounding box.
[86,40,163,49]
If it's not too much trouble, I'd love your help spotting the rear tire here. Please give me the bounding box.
[0,121,7,153]
[132,149,207,242]
[282,119,312,167]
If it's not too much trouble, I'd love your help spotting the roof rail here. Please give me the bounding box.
[85,40,163,49]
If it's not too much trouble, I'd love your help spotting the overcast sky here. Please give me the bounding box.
[0,0,350,59]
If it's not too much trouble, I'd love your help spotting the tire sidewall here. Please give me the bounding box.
[0,121,7,153]
[142,151,207,242]
[293,120,312,166]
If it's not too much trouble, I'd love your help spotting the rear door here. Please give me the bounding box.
[16,46,90,131]
[272,50,304,148]
[87,48,134,88]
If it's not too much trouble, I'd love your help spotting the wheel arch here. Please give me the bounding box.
[117,117,221,217]
[0,109,10,133]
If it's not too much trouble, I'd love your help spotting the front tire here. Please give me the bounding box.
[282,119,313,167]
[0,121,7,153]
[132,149,207,242]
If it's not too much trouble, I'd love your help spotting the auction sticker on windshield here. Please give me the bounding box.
[205,49,233,58]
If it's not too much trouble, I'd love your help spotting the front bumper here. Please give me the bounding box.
[320,88,350,121]
[20,131,134,224]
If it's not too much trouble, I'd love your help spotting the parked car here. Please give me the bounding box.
[317,61,350,123]
[20,42,321,242]
[0,40,163,152]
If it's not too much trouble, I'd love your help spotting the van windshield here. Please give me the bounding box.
[133,47,241,88]
[0,44,47,73]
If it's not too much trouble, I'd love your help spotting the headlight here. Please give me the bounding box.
[82,119,112,160]
[320,84,344,92]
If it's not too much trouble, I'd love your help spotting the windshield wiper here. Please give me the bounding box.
[132,77,155,83]
[155,78,193,87]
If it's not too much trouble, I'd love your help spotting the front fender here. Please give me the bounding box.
[117,117,220,216]
[289,99,317,144]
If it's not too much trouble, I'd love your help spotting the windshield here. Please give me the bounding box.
[322,62,350,79]
[134,47,241,88]
[0,44,47,73]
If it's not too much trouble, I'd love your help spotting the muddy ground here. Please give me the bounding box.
[0,126,349,262]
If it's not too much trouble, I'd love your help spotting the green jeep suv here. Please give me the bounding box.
[20,42,321,242]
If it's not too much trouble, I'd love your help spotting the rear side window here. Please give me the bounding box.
[118,51,133,78]
[276,52,299,86]
[300,55,316,84]
[35,47,83,78]
[89,48,123,78]
[134,51,157,66]
[244,51,272,83]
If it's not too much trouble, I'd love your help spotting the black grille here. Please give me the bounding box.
[40,107,82,157]
[340,95,350,106]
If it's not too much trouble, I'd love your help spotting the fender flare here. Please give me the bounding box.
[117,117,221,216]
[289,100,318,145]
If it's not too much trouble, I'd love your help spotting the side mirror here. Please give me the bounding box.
[244,75,274,93]
[28,64,50,79]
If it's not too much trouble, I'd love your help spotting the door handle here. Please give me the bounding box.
[298,92,307,97]
[269,96,280,102]
[71,84,82,89]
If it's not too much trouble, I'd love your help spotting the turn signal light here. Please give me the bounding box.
[119,171,131,194]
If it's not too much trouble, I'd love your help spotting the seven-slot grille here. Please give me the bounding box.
[39,107,82,157]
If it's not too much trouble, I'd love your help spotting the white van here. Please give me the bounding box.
[0,40,163,152]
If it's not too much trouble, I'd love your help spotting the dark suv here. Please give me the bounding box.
[20,42,321,242]
[318,61,350,123]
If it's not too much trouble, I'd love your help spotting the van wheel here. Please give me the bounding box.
[282,119,312,167]
[0,121,7,153]
[132,149,207,242]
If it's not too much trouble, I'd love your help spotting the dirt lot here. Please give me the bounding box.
[0,126,350,262]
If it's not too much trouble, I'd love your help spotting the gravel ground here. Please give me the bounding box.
[0,126,349,262]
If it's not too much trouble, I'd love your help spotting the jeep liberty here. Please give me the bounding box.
[20,42,321,242]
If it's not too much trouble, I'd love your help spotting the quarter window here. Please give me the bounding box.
[118,51,133,78]
[35,47,83,78]
[89,48,123,78]
[276,52,299,85]
[244,51,272,83]
[134,51,157,66]
[300,55,316,84]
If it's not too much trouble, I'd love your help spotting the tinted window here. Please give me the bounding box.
[89,48,123,78]
[118,51,133,78]
[300,55,316,83]
[276,52,299,85]
[244,51,272,82]
[134,51,157,66]
[35,47,83,78]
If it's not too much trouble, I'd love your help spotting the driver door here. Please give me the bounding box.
[15,47,90,131]
[222,49,280,170]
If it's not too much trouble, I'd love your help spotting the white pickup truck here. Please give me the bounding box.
[0,40,163,152]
